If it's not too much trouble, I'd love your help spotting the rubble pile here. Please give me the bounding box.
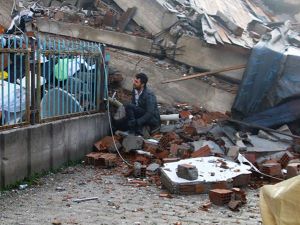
[85,103,300,211]
[2,0,150,37]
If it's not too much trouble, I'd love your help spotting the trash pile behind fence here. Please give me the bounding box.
[0,34,106,129]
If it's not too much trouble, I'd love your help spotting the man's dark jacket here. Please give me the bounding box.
[131,87,160,128]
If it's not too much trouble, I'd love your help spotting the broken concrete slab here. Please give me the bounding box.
[110,49,236,112]
[174,35,250,82]
[160,156,251,194]
[36,18,159,55]
[247,135,291,152]
[113,0,178,34]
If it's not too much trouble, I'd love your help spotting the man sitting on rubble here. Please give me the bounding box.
[124,73,160,136]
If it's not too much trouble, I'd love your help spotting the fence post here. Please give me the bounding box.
[29,37,37,125]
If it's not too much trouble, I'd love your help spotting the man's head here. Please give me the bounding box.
[133,73,148,90]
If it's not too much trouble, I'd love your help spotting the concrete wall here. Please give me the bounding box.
[0,113,109,188]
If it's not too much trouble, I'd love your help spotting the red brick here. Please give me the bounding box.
[278,152,293,168]
[179,110,191,119]
[209,189,233,206]
[96,153,117,168]
[191,145,212,158]
[85,152,117,168]
[183,126,197,136]
[201,112,229,124]
[135,155,151,165]
[242,152,257,164]
[85,152,100,165]
[94,136,119,152]
[158,132,178,150]
[261,162,282,176]
[195,184,205,193]
[162,158,180,164]
[179,184,195,193]
[155,150,170,159]
[143,142,158,155]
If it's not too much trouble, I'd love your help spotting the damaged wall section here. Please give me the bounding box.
[0,113,109,188]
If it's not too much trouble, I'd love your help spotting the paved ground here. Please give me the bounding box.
[0,164,262,225]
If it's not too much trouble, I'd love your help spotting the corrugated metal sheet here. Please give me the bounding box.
[189,0,273,48]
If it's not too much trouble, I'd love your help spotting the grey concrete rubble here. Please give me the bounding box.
[146,163,160,174]
[176,164,199,180]
[122,135,144,153]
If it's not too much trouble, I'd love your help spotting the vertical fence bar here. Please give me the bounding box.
[42,38,47,116]
[47,37,51,118]
[25,36,30,124]
[57,39,61,116]
[1,38,3,126]
[52,39,56,117]
[62,39,65,115]
[20,37,24,123]
[66,40,70,114]
[7,37,11,125]
[36,36,41,123]
[13,37,17,124]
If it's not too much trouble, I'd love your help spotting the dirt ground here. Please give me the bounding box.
[0,164,262,225]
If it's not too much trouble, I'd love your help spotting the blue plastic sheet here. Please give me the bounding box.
[232,27,300,127]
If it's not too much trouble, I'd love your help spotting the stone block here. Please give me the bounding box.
[228,200,242,211]
[146,163,160,174]
[227,146,239,160]
[176,164,198,180]
[122,135,144,153]
[286,163,300,179]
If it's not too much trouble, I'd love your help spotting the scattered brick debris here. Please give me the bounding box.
[200,201,212,211]
[209,189,233,206]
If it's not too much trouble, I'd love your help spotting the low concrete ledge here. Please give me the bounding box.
[0,113,109,188]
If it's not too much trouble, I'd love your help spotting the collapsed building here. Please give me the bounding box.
[1,0,300,223]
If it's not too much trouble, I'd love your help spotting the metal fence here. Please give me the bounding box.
[0,34,106,130]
